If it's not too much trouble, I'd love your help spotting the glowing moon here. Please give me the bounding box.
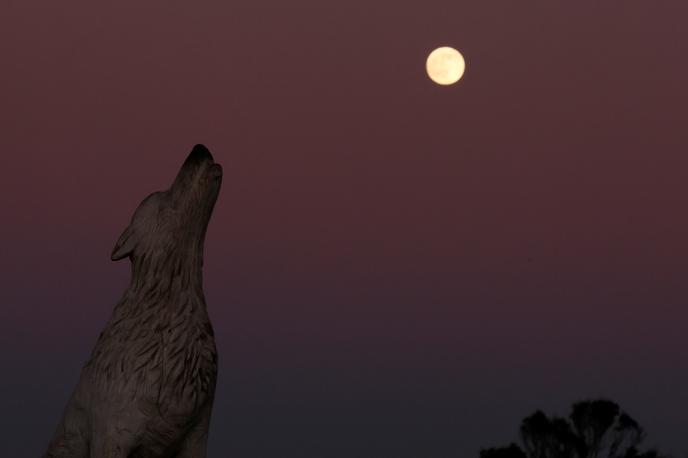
[426,47,465,85]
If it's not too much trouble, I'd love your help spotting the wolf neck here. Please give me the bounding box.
[127,240,206,302]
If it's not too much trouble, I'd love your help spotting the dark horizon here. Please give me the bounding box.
[2,1,687,456]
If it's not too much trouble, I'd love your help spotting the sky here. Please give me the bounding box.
[2,1,688,456]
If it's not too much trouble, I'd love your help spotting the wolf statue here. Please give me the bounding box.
[45,144,223,458]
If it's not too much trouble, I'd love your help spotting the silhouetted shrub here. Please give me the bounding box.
[479,399,666,458]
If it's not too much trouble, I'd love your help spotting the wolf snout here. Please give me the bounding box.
[208,163,223,180]
[186,144,214,165]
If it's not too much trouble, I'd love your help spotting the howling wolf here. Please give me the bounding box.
[45,144,223,458]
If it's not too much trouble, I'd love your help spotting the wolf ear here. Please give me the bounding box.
[111,226,138,261]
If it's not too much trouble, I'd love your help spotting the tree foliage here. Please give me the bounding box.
[479,399,665,458]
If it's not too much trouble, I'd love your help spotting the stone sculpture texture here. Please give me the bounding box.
[45,145,223,458]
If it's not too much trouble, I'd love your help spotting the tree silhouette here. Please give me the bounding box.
[479,399,666,458]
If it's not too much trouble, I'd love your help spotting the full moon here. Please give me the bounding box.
[426,47,465,85]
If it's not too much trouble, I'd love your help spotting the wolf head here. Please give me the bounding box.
[110,145,222,278]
